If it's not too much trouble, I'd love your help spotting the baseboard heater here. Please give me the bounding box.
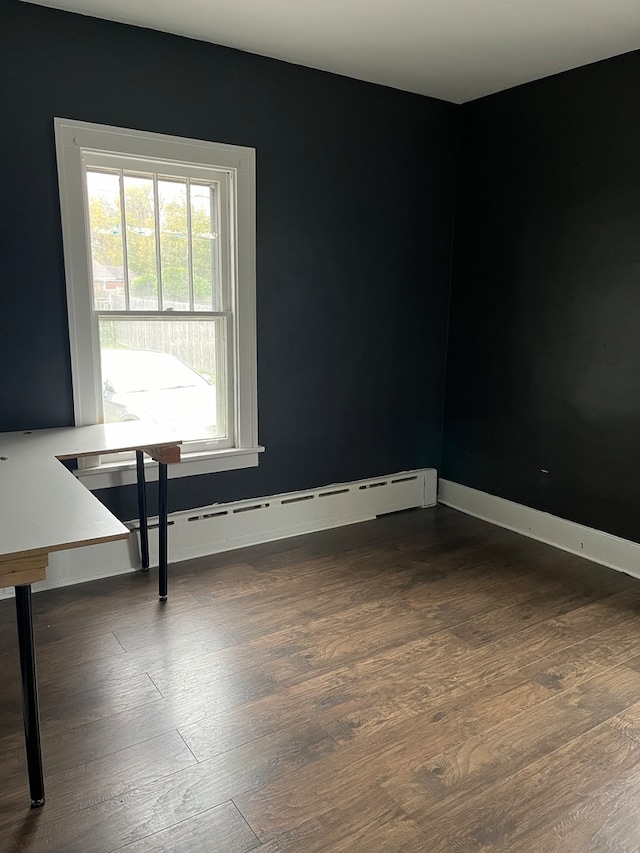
[0,468,437,598]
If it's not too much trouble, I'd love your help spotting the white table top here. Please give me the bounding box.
[0,423,181,564]
[0,422,182,461]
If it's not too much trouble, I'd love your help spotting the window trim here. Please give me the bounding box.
[54,118,261,481]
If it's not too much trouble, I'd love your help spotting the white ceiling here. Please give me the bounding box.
[23,0,640,103]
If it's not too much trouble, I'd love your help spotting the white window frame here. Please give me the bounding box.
[55,118,262,488]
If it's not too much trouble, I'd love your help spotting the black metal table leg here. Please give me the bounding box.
[15,584,45,808]
[158,461,168,601]
[135,450,149,572]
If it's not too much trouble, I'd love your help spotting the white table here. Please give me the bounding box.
[0,423,181,807]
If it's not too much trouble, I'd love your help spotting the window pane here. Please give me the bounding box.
[124,175,159,310]
[158,179,189,310]
[99,317,228,442]
[191,183,217,310]
[86,170,126,310]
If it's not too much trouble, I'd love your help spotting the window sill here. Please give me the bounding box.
[74,445,265,490]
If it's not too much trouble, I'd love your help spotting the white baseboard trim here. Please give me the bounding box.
[0,468,437,599]
[438,479,640,580]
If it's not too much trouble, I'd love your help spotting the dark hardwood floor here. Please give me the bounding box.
[2,505,640,852]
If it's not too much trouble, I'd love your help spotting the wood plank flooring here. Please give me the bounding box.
[2,506,640,851]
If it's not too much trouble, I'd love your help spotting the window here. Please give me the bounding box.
[55,119,261,486]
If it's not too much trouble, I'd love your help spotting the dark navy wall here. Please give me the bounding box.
[0,0,458,519]
[443,51,640,541]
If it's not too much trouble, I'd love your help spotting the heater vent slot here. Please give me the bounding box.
[232,503,270,514]
[187,510,229,522]
[281,495,315,505]
[131,520,175,532]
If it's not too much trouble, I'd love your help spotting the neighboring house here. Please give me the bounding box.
[92,260,127,290]
[91,261,131,309]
